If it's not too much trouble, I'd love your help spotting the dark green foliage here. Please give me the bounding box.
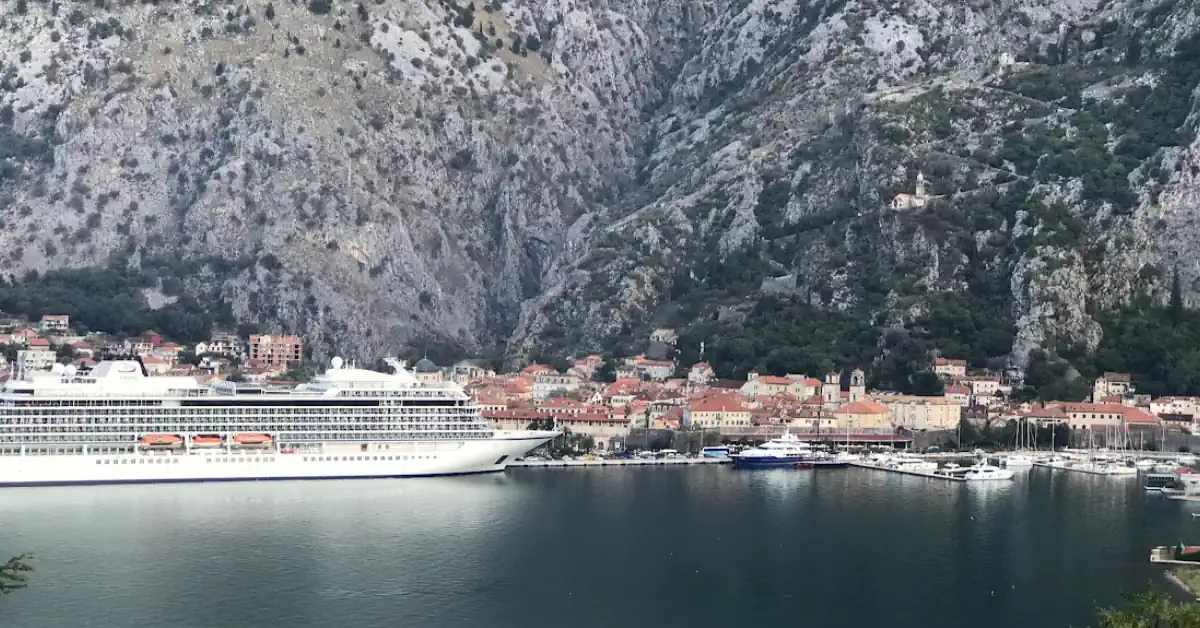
[1095,589,1200,627]
[0,263,226,343]
[1072,302,1200,398]
[675,290,1013,393]
[524,34,540,52]
[754,171,791,239]
[595,356,616,382]
[0,103,56,187]
[1018,349,1092,401]
[1000,33,1200,210]
[307,0,331,15]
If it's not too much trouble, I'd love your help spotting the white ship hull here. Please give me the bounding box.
[0,432,555,487]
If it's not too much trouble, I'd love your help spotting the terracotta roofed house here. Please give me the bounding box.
[832,397,891,431]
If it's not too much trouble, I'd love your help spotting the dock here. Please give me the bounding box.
[510,457,730,469]
[1151,546,1200,566]
[850,461,965,482]
[1031,462,1140,476]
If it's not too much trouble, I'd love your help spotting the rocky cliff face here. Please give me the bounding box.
[0,0,1198,366]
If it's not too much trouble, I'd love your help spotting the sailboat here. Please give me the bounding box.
[1004,418,1034,468]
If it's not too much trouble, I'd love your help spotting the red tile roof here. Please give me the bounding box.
[689,397,748,413]
[836,398,888,415]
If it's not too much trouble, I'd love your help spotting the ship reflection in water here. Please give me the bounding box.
[3,466,1194,628]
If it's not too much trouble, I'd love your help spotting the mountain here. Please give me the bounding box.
[1,0,1199,379]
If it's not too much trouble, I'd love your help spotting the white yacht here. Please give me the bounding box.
[963,463,1015,482]
[731,433,814,468]
[0,357,556,487]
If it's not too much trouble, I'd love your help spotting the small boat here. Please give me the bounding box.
[892,458,939,474]
[1179,454,1199,466]
[232,433,272,447]
[795,462,815,469]
[1135,459,1158,469]
[1003,454,1034,468]
[140,433,183,448]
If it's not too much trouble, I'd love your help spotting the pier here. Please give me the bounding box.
[1031,462,1140,477]
[510,457,730,469]
[850,461,965,482]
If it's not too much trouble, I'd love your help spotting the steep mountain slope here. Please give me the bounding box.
[0,0,703,356]
[2,0,1200,371]
[513,0,1200,378]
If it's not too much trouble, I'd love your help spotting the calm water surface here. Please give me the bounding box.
[2,466,1195,627]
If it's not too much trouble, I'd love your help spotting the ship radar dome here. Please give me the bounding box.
[414,358,438,373]
[64,364,77,377]
[331,356,344,370]
[51,363,66,375]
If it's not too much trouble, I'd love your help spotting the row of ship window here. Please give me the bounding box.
[88,454,441,463]
[0,427,490,437]
[301,455,438,462]
[6,392,466,405]
[0,433,492,443]
[0,408,476,416]
[0,419,489,429]
[96,458,181,465]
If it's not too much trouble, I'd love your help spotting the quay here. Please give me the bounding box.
[850,461,965,482]
[510,457,730,468]
[1031,462,1140,477]
[1152,545,1200,566]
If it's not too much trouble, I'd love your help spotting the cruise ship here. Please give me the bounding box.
[0,357,557,487]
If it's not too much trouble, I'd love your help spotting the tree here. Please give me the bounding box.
[307,0,331,14]
[1,555,32,594]
[910,372,944,396]
[1172,266,1184,324]
[1096,590,1200,627]
[595,357,616,383]
[524,34,541,52]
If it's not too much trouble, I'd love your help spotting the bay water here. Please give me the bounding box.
[2,466,1192,627]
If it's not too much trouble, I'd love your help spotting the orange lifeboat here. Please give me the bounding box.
[191,435,223,448]
[233,433,272,447]
[140,434,183,448]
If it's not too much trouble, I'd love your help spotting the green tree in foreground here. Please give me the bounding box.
[0,555,32,594]
[1097,590,1200,627]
